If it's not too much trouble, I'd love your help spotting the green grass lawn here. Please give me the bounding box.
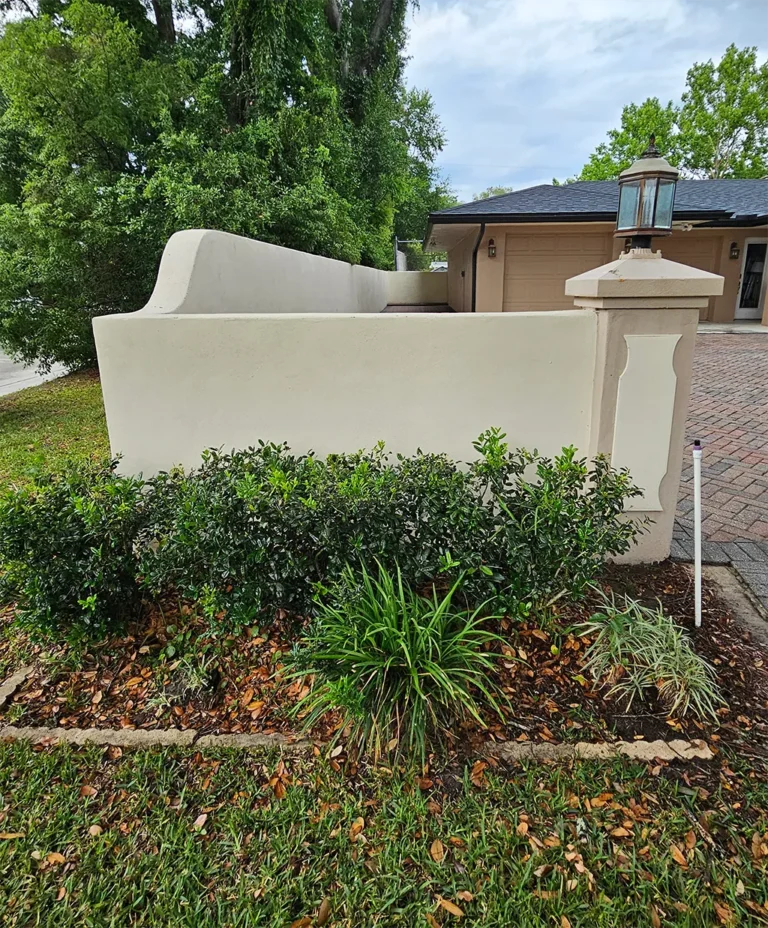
[0,372,108,486]
[1,742,766,927]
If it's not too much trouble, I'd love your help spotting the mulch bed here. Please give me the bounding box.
[2,562,768,758]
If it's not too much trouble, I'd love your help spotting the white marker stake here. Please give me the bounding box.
[693,439,703,628]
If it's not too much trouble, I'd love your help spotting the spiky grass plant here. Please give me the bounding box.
[292,562,505,761]
[579,592,722,720]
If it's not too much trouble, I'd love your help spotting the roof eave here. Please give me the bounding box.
[428,209,729,225]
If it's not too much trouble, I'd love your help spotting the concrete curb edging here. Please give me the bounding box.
[0,663,714,763]
[486,737,714,764]
[0,718,714,764]
[0,723,310,753]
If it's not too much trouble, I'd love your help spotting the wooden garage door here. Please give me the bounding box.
[503,232,611,312]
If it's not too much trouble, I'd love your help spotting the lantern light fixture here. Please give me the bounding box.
[487,238,496,258]
[615,135,679,250]
[730,241,740,260]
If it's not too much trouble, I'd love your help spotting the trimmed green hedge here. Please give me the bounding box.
[0,429,644,639]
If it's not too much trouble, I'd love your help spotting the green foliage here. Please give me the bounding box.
[579,44,768,180]
[579,98,680,181]
[140,431,642,625]
[0,428,642,641]
[138,441,497,626]
[472,185,514,200]
[471,430,643,609]
[292,562,504,760]
[0,0,450,370]
[579,593,722,720]
[0,459,146,639]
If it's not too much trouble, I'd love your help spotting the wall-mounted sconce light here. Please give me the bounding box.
[487,238,496,258]
[730,242,740,260]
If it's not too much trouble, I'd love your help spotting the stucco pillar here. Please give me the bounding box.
[565,249,724,563]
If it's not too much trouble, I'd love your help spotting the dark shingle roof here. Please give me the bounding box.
[431,179,768,225]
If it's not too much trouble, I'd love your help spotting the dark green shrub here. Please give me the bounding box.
[291,562,505,761]
[139,432,643,625]
[473,431,644,607]
[139,442,496,624]
[0,460,146,639]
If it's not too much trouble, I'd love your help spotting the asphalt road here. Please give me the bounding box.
[0,349,66,398]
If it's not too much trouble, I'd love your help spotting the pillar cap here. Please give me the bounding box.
[565,248,724,300]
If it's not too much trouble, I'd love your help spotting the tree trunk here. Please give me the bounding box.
[151,0,176,45]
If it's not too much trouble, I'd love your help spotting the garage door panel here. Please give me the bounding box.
[503,232,608,311]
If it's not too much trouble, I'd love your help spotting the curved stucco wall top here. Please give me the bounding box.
[136,229,446,316]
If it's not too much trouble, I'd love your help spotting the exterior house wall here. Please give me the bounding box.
[463,223,762,323]
[446,230,477,312]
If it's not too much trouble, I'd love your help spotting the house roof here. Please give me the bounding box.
[429,179,768,227]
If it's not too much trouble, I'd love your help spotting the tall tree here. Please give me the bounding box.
[0,0,450,370]
[578,45,768,180]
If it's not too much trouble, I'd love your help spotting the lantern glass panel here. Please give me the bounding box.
[655,179,675,228]
[617,181,640,231]
[640,178,657,227]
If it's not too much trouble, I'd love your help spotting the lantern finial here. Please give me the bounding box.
[641,134,660,159]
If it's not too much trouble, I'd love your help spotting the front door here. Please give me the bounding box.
[734,239,767,320]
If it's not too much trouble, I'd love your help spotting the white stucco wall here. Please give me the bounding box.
[141,229,445,315]
[387,271,447,305]
[94,311,595,477]
[94,231,724,564]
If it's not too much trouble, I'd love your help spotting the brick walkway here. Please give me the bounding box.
[672,333,768,610]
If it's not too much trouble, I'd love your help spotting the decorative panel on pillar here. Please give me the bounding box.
[611,334,680,511]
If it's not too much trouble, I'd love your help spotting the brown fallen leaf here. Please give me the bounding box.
[349,817,365,841]
[193,813,208,830]
[561,917,572,928]
[516,821,529,837]
[80,785,98,798]
[316,898,331,926]
[714,901,735,925]
[88,825,103,837]
[469,760,487,788]
[684,829,696,849]
[289,919,312,928]
[610,827,630,838]
[669,843,687,868]
[437,897,464,918]
[46,852,66,866]
[273,779,287,800]
[430,839,445,863]
[56,886,67,901]
[426,915,440,928]
[457,891,473,902]
[0,833,25,840]
[650,904,661,928]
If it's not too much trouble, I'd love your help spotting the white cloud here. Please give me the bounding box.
[405,0,768,200]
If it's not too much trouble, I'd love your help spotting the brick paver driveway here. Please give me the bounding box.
[673,333,768,609]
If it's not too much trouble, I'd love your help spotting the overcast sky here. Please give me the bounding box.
[404,0,768,204]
